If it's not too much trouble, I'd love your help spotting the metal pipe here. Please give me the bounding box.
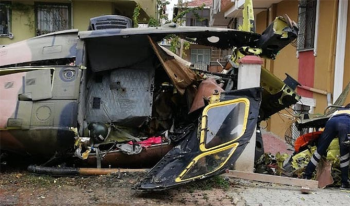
[28,165,147,176]
[327,0,338,93]
[324,105,343,115]
[333,0,348,102]
[327,93,332,106]
[298,85,327,95]
[313,0,320,56]
[79,168,147,175]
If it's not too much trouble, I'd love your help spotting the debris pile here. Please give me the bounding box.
[255,131,348,188]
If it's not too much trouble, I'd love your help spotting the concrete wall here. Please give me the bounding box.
[255,1,299,138]
[72,1,113,31]
[312,0,337,113]
[255,0,350,139]
[344,1,350,105]
[0,0,155,45]
[1,0,76,44]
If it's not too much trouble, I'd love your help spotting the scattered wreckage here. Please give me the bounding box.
[0,12,299,190]
[255,95,350,188]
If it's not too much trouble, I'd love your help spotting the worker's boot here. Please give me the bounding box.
[340,179,350,190]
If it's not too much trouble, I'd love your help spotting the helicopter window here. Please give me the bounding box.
[178,144,238,181]
[0,3,12,38]
[203,101,247,149]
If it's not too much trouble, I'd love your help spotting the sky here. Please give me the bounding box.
[167,0,190,20]
[167,0,177,20]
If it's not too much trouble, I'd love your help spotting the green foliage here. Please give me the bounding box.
[151,1,208,56]
[172,3,205,24]
[132,3,141,28]
[6,3,35,31]
[8,2,33,13]
[24,174,55,187]
[182,41,191,57]
[157,0,170,22]
[185,175,230,191]
[148,17,160,27]
[169,34,179,53]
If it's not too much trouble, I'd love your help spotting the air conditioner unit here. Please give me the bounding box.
[88,15,132,30]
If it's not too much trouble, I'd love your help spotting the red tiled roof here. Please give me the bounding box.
[187,0,213,7]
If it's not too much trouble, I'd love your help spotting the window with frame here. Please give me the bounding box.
[186,9,210,27]
[297,0,317,51]
[35,3,71,36]
[190,49,210,71]
[0,3,12,38]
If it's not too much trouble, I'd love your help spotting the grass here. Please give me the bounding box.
[185,175,230,191]
[20,173,55,187]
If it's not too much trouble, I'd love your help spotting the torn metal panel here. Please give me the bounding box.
[159,45,192,68]
[148,36,197,95]
[0,30,79,67]
[258,15,298,59]
[85,68,154,126]
[259,68,300,121]
[189,78,224,113]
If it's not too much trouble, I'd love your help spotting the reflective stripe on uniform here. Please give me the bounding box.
[340,160,350,168]
[340,153,350,161]
[332,109,350,117]
[314,151,321,160]
[310,157,319,166]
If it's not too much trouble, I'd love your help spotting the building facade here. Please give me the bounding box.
[173,0,230,73]
[212,0,350,139]
[0,0,156,45]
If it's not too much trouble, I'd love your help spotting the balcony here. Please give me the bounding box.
[225,0,282,17]
[211,0,283,27]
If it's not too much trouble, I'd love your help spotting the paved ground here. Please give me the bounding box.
[262,131,294,155]
[1,171,350,206]
[233,179,350,206]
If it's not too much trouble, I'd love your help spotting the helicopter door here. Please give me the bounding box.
[136,88,262,190]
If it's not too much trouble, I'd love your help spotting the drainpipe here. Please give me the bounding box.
[298,85,327,95]
[313,0,320,56]
[71,1,74,29]
[327,0,338,100]
[327,93,332,106]
[333,0,348,102]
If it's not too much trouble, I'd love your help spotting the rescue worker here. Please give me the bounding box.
[304,103,350,189]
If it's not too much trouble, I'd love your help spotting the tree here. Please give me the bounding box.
[133,0,206,57]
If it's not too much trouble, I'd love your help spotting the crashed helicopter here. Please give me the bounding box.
[0,3,300,190]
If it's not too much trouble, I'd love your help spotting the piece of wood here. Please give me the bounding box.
[301,186,311,194]
[223,170,319,189]
[78,168,148,175]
